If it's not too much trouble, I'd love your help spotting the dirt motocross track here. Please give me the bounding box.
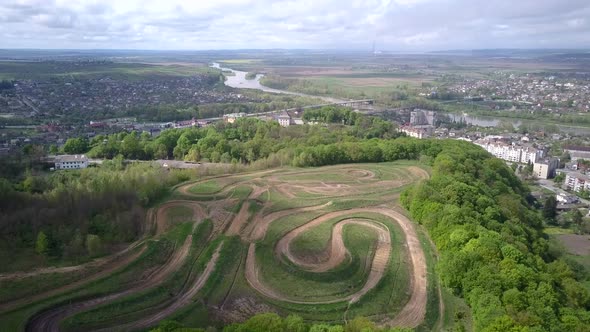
[18,163,431,330]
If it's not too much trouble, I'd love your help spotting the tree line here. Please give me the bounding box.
[64,112,401,163]
[149,314,412,332]
[401,141,589,331]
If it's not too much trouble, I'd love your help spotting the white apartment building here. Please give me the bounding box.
[565,172,590,192]
[55,155,88,170]
[474,139,543,164]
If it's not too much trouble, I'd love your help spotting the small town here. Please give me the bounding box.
[426,71,590,114]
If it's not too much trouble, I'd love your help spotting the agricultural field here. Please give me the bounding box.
[0,162,459,331]
[0,61,215,80]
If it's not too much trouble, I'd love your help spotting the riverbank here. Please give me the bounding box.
[444,111,590,135]
[210,63,347,104]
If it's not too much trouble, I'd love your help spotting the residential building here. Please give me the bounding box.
[173,118,197,129]
[520,146,542,164]
[223,112,246,124]
[410,109,435,126]
[55,155,88,170]
[565,172,590,192]
[277,112,292,127]
[533,158,559,179]
[400,125,433,139]
[564,145,590,161]
[556,192,579,204]
[474,138,544,163]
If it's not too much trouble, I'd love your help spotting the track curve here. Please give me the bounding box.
[25,235,194,332]
[244,206,427,327]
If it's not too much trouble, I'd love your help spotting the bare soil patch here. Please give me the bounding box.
[557,234,590,255]
[226,202,251,236]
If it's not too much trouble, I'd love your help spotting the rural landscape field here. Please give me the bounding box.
[0,162,457,331]
[2,1,590,331]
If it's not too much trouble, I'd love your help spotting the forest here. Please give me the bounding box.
[71,109,400,162]
[402,142,590,331]
[1,114,589,330]
[0,159,194,268]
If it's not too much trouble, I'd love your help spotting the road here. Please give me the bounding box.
[537,178,590,206]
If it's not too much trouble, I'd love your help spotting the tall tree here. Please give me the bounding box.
[35,231,48,256]
[63,137,89,154]
[543,196,558,222]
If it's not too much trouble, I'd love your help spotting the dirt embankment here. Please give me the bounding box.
[176,169,278,197]
[0,246,147,314]
[226,202,251,236]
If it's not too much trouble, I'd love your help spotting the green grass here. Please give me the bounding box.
[187,179,223,195]
[61,221,214,331]
[290,220,342,258]
[0,239,175,331]
[544,226,575,235]
[228,185,253,200]
[165,206,194,226]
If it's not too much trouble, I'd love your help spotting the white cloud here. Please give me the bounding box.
[0,0,588,50]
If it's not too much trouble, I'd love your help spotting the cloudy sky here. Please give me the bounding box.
[1,0,589,51]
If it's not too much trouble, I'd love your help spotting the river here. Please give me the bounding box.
[210,63,346,104]
[211,63,590,135]
[447,113,590,136]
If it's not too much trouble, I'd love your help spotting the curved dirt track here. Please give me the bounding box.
[176,169,277,197]
[99,242,224,332]
[21,164,431,330]
[0,246,147,313]
[245,206,427,327]
[278,218,388,273]
[155,200,206,235]
[244,201,333,241]
[26,234,194,332]
[226,202,251,236]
